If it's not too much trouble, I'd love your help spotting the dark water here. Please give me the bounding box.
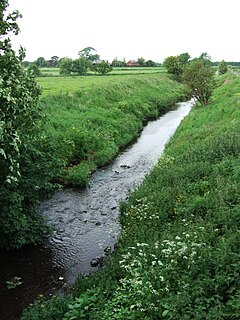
[0,100,194,320]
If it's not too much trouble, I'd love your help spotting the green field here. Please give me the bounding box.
[38,67,166,93]
[38,73,187,186]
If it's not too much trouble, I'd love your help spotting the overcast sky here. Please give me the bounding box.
[7,0,240,63]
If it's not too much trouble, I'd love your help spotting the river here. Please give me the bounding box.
[0,100,194,320]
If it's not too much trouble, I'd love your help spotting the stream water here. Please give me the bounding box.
[0,100,194,320]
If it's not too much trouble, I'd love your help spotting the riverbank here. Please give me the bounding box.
[40,74,187,186]
[22,73,240,319]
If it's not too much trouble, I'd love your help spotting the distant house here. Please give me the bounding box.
[126,60,140,67]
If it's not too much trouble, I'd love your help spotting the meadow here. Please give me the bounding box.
[37,68,166,96]
[22,72,240,319]
[39,66,165,78]
[37,73,187,186]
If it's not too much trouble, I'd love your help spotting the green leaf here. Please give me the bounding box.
[162,310,169,317]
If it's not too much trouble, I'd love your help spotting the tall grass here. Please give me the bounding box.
[22,75,240,319]
[40,74,186,186]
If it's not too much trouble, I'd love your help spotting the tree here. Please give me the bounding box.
[178,52,191,65]
[72,57,91,75]
[27,63,41,76]
[59,57,73,75]
[0,1,55,249]
[218,60,228,75]
[111,58,126,67]
[163,56,183,81]
[92,61,112,75]
[191,52,212,67]
[78,47,100,62]
[137,57,145,67]
[182,59,216,106]
[145,60,156,67]
[49,55,59,67]
[35,56,46,67]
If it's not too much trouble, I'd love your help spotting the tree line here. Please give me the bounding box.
[163,52,230,106]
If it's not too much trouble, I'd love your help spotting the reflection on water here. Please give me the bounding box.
[0,100,194,320]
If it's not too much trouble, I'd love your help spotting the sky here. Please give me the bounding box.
[7,0,240,63]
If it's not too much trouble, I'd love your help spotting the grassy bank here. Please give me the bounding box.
[40,74,186,186]
[22,74,240,319]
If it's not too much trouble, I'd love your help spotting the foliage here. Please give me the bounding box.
[35,56,46,67]
[137,57,145,66]
[163,55,184,81]
[39,74,186,186]
[145,59,156,67]
[72,57,91,75]
[59,57,92,75]
[218,60,228,75]
[59,57,73,75]
[78,47,100,62]
[63,289,100,320]
[111,58,127,67]
[0,1,57,249]
[21,295,70,320]
[23,74,240,319]
[27,63,41,76]
[178,52,191,65]
[6,276,22,289]
[92,61,113,74]
[182,59,216,106]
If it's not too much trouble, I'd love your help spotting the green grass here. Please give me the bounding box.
[22,75,240,319]
[37,71,166,96]
[38,73,186,186]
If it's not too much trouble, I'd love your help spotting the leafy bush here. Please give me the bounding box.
[21,295,70,320]
[0,1,58,249]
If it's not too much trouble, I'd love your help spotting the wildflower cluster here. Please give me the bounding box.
[122,197,161,236]
[104,223,209,318]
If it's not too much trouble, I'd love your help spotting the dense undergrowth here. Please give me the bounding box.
[22,74,240,319]
[41,74,186,186]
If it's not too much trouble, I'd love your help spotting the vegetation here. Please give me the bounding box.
[163,55,183,81]
[21,72,240,320]
[0,0,58,249]
[182,59,216,106]
[218,60,228,75]
[163,53,216,106]
[92,61,113,74]
[59,57,92,75]
[39,74,186,186]
[163,53,190,81]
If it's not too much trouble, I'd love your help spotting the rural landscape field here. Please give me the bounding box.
[1,0,240,319]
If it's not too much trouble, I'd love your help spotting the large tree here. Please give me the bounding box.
[78,47,100,62]
[0,1,55,249]
[182,59,216,106]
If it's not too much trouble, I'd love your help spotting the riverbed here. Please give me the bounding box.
[0,100,194,320]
